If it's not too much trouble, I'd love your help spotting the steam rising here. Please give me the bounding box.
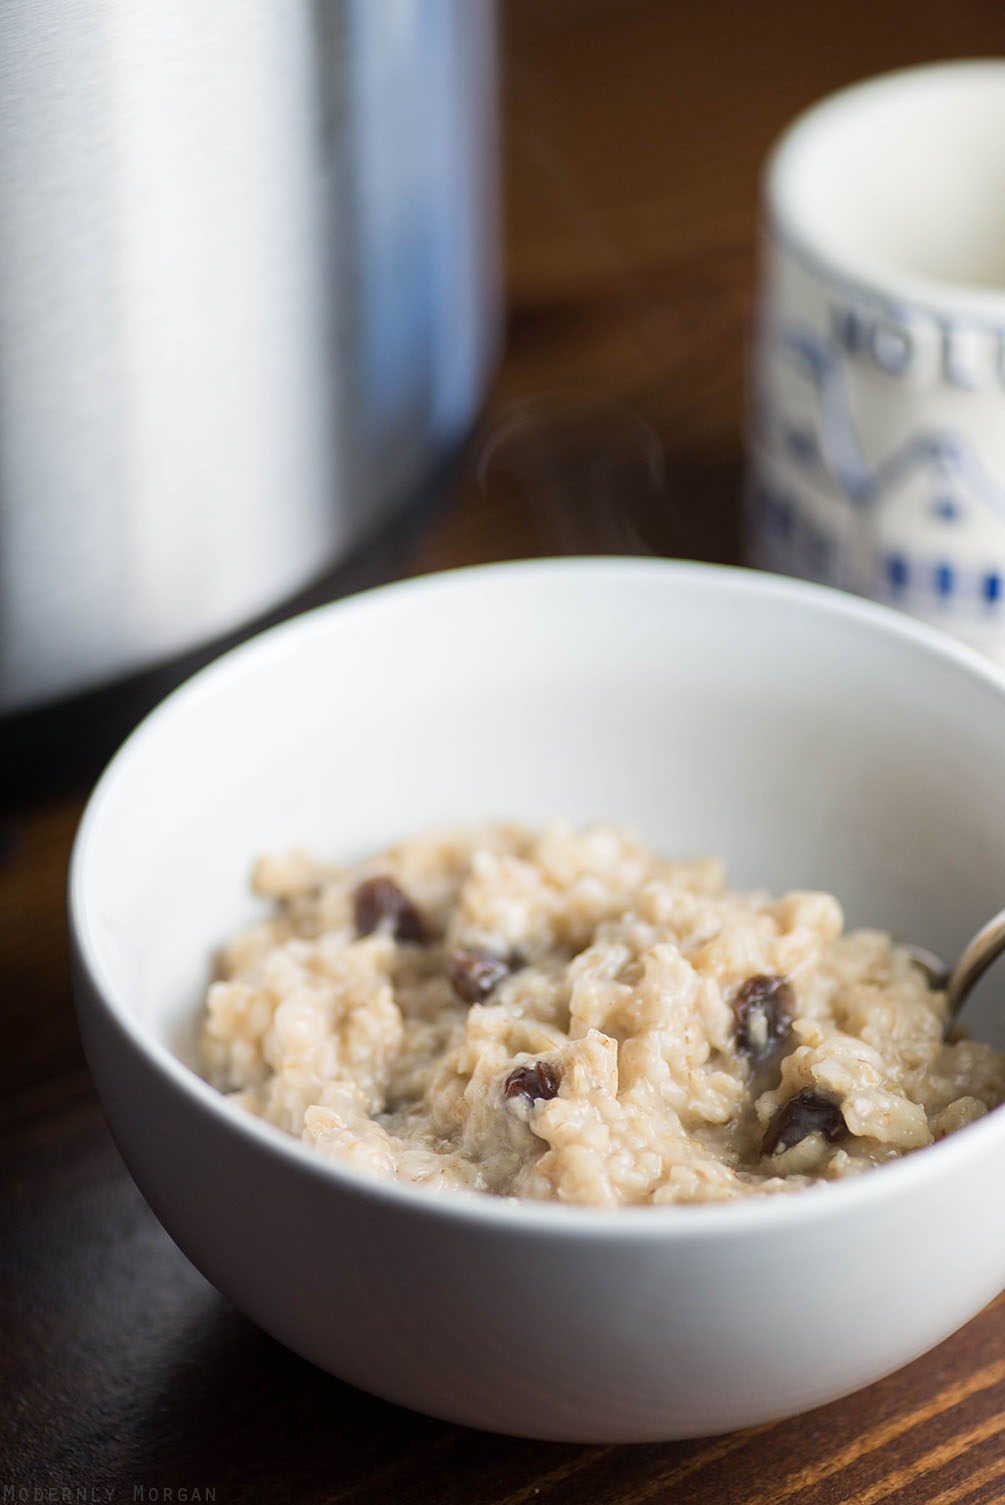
[476,393,666,554]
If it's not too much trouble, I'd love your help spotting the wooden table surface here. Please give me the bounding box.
[5,3,1005,1500]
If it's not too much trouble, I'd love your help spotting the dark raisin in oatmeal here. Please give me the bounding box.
[762,1088,846,1157]
[353,876,426,944]
[504,1061,561,1104]
[449,948,514,1004]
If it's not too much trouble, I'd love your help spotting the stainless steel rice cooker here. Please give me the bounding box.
[0,0,500,712]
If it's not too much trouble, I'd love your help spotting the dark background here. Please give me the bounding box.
[5,4,1005,1501]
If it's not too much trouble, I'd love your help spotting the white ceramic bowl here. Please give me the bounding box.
[69,559,1005,1444]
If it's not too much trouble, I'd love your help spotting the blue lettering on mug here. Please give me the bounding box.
[871,320,913,376]
[829,300,1005,391]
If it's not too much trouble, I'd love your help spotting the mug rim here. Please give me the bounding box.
[765,58,1005,320]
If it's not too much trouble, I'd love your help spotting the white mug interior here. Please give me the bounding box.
[768,60,1005,299]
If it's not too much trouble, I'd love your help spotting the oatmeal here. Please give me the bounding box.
[200,823,1005,1205]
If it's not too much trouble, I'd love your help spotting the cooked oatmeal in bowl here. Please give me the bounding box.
[201,821,1005,1205]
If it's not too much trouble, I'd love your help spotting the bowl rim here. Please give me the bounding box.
[69,555,1005,1240]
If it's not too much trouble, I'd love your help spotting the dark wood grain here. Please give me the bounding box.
[6,2,1005,1500]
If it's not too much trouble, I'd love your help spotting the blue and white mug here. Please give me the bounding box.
[748,61,1005,663]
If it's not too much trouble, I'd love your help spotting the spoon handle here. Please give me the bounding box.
[945,908,1005,1038]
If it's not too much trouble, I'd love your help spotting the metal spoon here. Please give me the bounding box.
[904,909,1005,1041]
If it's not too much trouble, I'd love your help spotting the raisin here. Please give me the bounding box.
[762,1087,846,1157]
[504,1061,560,1104]
[733,974,793,1063]
[448,948,513,1004]
[353,876,426,943]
